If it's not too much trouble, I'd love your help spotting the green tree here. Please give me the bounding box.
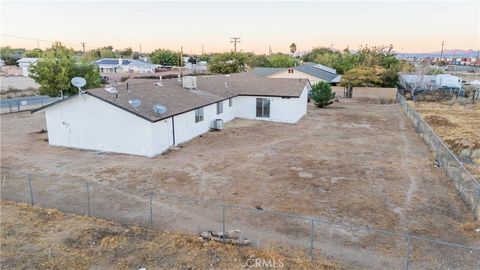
[339,66,385,98]
[198,53,211,62]
[150,49,179,66]
[29,43,101,97]
[0,46,24,65]
[289,43,297,55]
[311,81,335,108]
[117,47,133,58]
[245,54,269,69]
[207,52,248,74]
[25,48,43,58]
[267,53,299,68]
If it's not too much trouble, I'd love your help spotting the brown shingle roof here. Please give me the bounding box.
[36,73,309,122]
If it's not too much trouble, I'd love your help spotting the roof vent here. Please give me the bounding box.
[183,76,197,89]
[152,104,167,117]
[128,99,141,111]
[177,74,182,82]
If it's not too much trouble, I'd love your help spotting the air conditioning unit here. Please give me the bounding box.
[212,119,224,130]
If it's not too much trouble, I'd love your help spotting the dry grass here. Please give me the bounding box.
[0,200,336,269]
[410,100,480,179]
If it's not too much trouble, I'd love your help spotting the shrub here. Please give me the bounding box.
[311,81,335,108]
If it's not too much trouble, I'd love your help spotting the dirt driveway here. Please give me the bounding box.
[1,100,478,267]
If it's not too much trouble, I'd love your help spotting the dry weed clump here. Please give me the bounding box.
[1,200,336,269]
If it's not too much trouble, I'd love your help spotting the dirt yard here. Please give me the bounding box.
[1,200,331,269]
[410,100,480,179]
[1,100,479,267]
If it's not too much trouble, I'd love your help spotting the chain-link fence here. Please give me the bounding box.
[1,167,479,269]
[397,92,480,220]
[0,96,60,114]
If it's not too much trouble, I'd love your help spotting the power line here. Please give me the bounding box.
[1,33,91,49]
[230,37,241,52]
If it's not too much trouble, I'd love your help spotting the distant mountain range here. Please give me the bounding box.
[397,49,479,58]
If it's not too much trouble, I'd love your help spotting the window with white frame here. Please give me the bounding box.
[195,107,204,122]
[256,98,270,118]
[216,101,223,114]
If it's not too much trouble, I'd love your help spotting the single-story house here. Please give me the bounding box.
[252,62,341,85]
[17,57,39,77]
[94,58,156,73]
[32,74,310,157]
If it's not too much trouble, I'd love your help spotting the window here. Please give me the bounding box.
[195,108,204,123]
[229,98,233,107]
[256,98,270,118]
[216,101,223,114]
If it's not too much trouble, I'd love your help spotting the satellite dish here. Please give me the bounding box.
[128,99,142,111]
[71,77,86,88]
[71,77,87,96]
[153,104,167,116]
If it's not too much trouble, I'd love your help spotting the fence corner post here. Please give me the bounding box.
[405,234,412,270]
[222,203,226,242]
[149,192,153,227]
[86,182,91,217]
[310,219,314,261]
[28,173,34,206]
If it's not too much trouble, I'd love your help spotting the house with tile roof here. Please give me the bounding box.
[251,62,341,85]
[95,58,156,73]
[32,73,310,157]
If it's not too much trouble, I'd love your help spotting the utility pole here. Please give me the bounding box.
[268,45,272,55]
[140,44,142,53]
[179,46,183,76]
[202,44,204,54]
[440,40,444,60]
[230,37,241,52]
[81,42,86,53]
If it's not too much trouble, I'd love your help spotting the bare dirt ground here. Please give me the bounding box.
[1,100,479,267]
[1,200,332,270]
[410,100,480,179]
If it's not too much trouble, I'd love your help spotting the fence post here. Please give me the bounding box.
[9,102,12,113]
[222,204,226,242]
[149,192,153,227]
[28,174,34,205]
[310,219,314,261]
[85,182,91,217]
[17,101,20,112]
[404,235,412,270]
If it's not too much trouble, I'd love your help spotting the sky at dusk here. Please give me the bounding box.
[1,0,479,54]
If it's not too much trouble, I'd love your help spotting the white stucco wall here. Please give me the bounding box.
[235,85,309,124]
[174,98,236,145]
[44,94,160,157]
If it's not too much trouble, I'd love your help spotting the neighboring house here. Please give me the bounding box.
[0,59,5,67]
[32,74,310,157]
[252,62,341,85]
[17,58,39,77]
[95,58,156,73]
